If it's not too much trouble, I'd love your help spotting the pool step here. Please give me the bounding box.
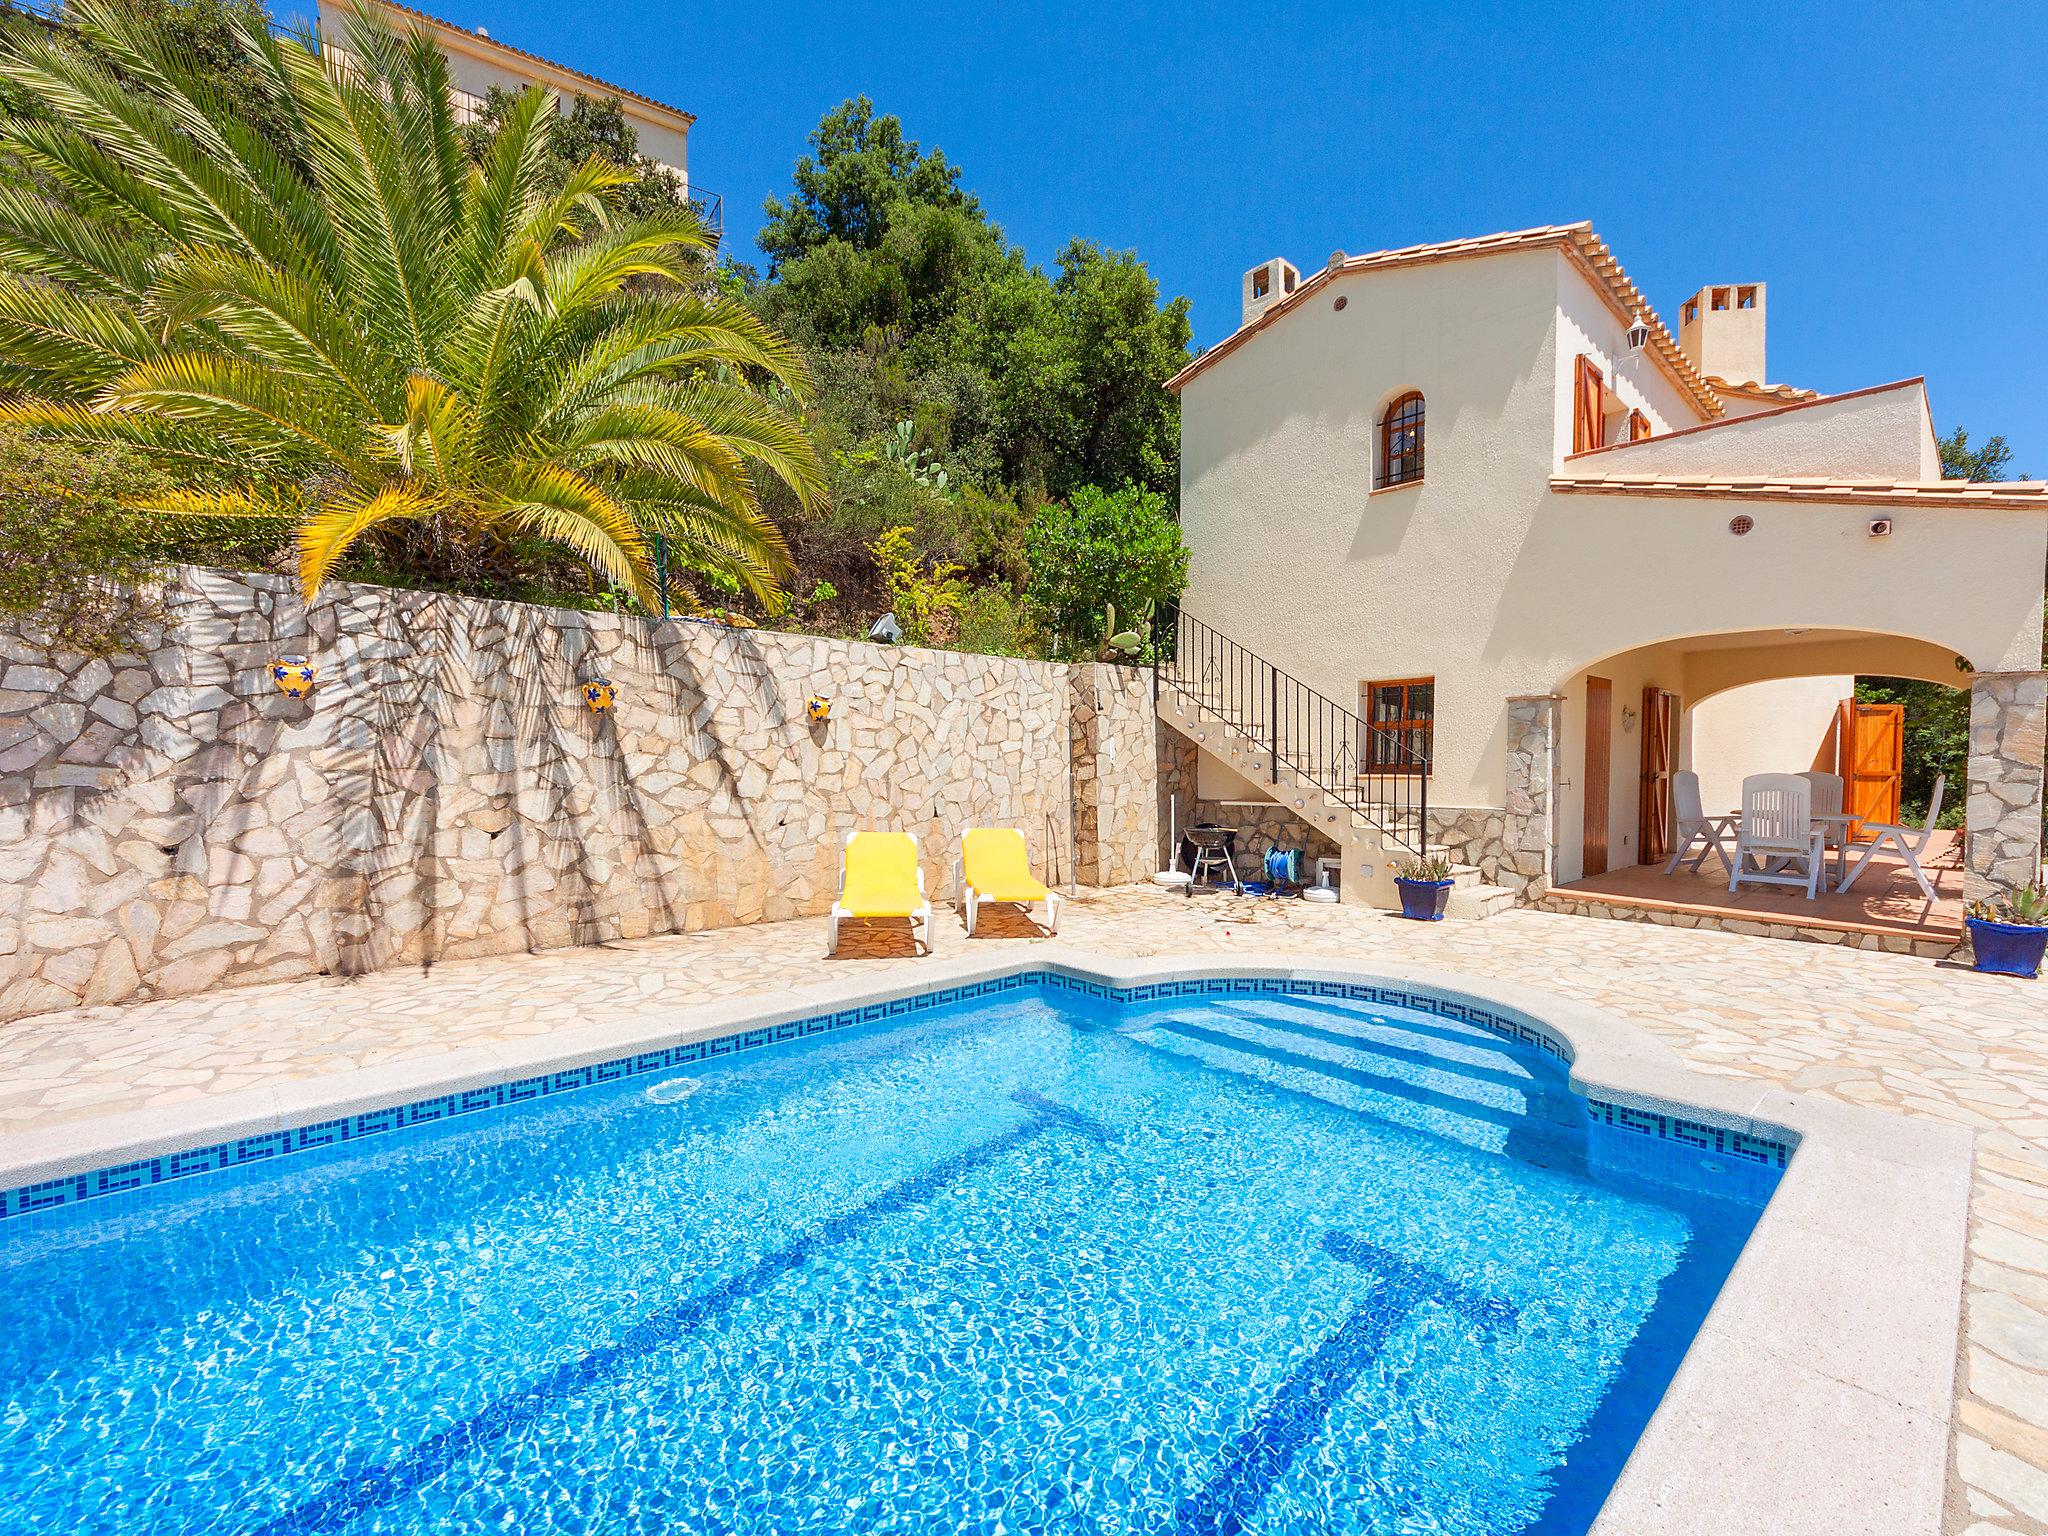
[1126,999,1584,1165]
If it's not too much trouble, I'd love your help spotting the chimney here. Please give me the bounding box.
[1677,283,1767,386]
[1240,257,1301,329]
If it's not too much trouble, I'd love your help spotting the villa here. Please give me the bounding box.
[1159,223,2048,948]
[4,6,2048,1532]
[314,0,716,237]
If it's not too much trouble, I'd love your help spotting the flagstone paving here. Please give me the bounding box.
[3,885,2046,1533]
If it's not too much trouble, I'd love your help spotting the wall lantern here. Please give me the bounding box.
[271,655,317,698]
[582,678,616,713]
[1624,312,1651,356]
[805,695,832,724]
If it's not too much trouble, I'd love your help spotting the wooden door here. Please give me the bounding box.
[1637,687,1678,864]
[1583,677,1612,878]
[1837,699,1903,841]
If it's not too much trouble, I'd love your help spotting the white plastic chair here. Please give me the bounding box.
[1664,770,1736,876]
[1799,770,1848,887]
[1729,774,1826,899]
[1839,775,1946,902]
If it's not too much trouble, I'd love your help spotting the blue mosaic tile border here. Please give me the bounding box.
[1583,1098,1789,1171]
[0,969,1790,1223]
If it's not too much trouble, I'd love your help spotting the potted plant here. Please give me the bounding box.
[1967,884,2048,978]
[1393,854,1455,921]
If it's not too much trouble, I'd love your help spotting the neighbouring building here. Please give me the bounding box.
[315,0,713,235]
[1161,223,2047,933]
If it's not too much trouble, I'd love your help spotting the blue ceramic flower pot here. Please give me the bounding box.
[1967,917,2048,979]
[1395,877,1453,921]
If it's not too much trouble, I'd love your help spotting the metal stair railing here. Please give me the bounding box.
[1153,608,1428,855]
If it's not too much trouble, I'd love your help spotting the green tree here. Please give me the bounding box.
[458,86,694,220]
[759,96,979,273]
[1938,425,2018,483]
[1024,483,1188,658]
[0,3,824,610]
[970,240,1189,499]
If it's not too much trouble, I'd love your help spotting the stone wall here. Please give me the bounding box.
[1500,695,1561,896]
[1427,806,1509,883]
[1965,670,2048,906]
[0,568,1157,1020]
[1069,665,1159,888]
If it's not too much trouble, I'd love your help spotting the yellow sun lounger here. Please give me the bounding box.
[827,830,931,956]
[957,827,1062,937]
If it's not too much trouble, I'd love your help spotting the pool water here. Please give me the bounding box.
[0,982,1773,1535]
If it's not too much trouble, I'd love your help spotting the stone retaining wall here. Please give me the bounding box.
[0,568,1157,1020]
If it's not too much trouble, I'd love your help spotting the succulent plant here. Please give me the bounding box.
[1973,884,2048,926]
[1394,854,1455,883]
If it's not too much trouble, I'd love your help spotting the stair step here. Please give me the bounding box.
[1446,883,1517,920]
[1118,998,1582,1165]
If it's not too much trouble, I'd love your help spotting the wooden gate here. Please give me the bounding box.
[1637,687,1678,864]
[1836,699,1903,842]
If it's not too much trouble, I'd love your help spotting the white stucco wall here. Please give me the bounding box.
[1177,244,2048,854]
[1568,380,1937,480]
[1552,260,1709,452]
[1688,676,1848,813]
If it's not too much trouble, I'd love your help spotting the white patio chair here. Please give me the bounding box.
[1663,770,1736,876]
[1728,774,1827,899]
[1839,774,1946,902]
[1800,770,1848,887]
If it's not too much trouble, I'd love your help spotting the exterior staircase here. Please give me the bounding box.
[1154,612,1514,919]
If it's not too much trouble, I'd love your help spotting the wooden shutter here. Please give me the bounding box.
[1574,356,1605,453]
[1637,687,1678,863]
[1583,677,1612,877]
[1629,409,1652,442]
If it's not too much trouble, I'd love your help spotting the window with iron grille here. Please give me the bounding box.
[1361,678,1433,771]
[1377,392,1425,488]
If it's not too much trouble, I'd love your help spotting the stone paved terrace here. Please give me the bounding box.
[3,886,2047,1534]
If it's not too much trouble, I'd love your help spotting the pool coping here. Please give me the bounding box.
[0,946,1970,1536]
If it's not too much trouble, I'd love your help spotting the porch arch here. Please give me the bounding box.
[1543,625,1982,888]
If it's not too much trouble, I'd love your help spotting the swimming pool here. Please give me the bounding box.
[0,971,1784,1536]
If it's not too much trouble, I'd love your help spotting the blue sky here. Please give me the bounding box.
[419,0,2042,471]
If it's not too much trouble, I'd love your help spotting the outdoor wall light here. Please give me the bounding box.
[270,655,317,698]
[1625,313,1651,355]
[582,678,616,713]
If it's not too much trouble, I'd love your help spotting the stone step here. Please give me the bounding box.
[1446,882,1516,921]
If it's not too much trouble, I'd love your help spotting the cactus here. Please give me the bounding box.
[1099,599,1153,661]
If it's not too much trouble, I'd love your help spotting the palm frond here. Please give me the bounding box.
[295,483,440,598]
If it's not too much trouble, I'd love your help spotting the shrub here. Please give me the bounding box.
[868,525,964,646]
[1023,483,1188,658]
[0,430,168,655]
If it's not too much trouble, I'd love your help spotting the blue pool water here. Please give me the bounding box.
[0,979,1776,1535]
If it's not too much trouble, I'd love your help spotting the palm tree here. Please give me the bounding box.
[0,2,823,611]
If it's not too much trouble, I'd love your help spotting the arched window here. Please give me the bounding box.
[1377,392,1425,488]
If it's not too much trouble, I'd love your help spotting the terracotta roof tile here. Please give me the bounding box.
[1550,472,2048,510]
[1706,375,1819,405]
[1166,221,1723,420]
